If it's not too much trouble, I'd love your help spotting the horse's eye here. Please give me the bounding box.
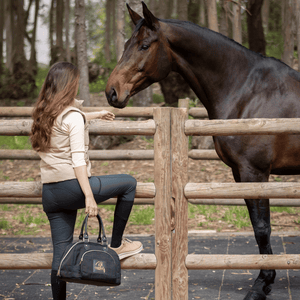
[141,45,150,50]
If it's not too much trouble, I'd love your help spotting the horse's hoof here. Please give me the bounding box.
[243,290,266,300]
[263,284,272,295]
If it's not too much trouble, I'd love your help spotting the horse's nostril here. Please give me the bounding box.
[111,88,117,103]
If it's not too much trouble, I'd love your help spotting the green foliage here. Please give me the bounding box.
[0,136,32,150]
[89,76,107,93]
[153,94,164,104]
[35,67,49,92]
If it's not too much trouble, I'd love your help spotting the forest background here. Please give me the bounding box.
[0,0,299,107]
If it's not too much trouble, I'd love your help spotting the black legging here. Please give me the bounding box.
[42,174,136,300]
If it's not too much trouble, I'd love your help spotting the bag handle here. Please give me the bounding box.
[79,213,107,245]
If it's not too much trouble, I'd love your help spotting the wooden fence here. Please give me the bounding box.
[1,104,300,300]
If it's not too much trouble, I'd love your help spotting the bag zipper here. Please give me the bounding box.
[57,240,83,276]
[79,249,116,265]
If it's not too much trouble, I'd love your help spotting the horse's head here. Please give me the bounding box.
[105,2,172,108]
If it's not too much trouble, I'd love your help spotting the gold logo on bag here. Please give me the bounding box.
[94,260,105,273]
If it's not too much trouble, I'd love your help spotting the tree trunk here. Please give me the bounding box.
[75,0,90,106]
[199,0,206,26]
[296,0,300,71]
[177,0,188,20]
[156,0,172,19]
[116,0,125,61]
[232,0,242,43]
[3,0,36,99]
[206,0,219,32]
[129,0,153,108]
[56,0,64,61]
[65,0,71,62]
[105,0,112,62]
[5,0,13,73]
[188,0,200,24]
[281,0,294,66]
[247,0,266,55]
[49,0,56,65]
[262,0,270,35]
[112,0,116,57]
[219,0,229,36]
[30,0,39,76]
[0,0,4,75]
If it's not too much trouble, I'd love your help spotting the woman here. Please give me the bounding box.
[31,62,143,300]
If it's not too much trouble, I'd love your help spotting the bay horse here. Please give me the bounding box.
[105,2,300,299]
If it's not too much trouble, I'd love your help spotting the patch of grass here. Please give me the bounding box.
[75,210,87,229]
[130,206,155,225]
[270,206,296,214]
[99,205,115,212]
[146,177,154,183]
[129,171,137,176]
[0,218,9,230]
[101,162,109,167]
[223,206,251,229]
[1,204,12,211]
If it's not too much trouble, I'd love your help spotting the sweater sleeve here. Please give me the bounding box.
[62,111,86,168]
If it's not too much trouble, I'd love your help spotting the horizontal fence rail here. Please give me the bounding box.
[0,149,220,161]
[0,106,156,118]
[0,119,156,136]
[1,252,299,271]
[189,198,300,206]
[185,182,300,199]
[0,149,155,160]
[186,254,300,270]
[0,106,209,119]
[0,197,155,205]
[185,118,300,135]
[0,253,157,270]
[0,181,155,198]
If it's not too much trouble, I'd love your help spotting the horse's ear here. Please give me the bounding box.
[142,1,159,30]
[126,3,143,25]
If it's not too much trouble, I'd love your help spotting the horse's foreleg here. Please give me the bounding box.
[232,168,276,300]
[243,198,276,300]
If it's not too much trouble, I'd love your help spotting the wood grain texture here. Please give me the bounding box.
[153,108,172,300]
[0,149,154,160]
[0,197,155,205]
[0,106,155,117]
[171,108,189,300]
[186,254,300,269]
[188,198,300,206]
[185,118,300,136]
[0,119,156,136]
[185,182,300,199]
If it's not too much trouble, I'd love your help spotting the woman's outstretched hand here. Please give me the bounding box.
[98,110,115,121]
[85,195,98,217]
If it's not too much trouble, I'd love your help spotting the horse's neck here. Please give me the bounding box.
[164,22,258,119]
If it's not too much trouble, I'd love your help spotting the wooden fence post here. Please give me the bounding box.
[171,107,189,300]
[153,108,172,300]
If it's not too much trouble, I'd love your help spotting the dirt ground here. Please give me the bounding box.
[1,87,300,237]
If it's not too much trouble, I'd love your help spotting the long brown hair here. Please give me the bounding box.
[31,62,80,152]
